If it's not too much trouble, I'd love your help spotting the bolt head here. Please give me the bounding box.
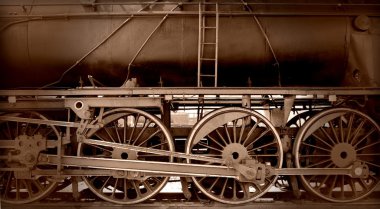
[354,167,363,176]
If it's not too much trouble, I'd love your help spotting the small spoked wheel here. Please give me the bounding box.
[294,108,380,202]
[78,108,174,204]
[0,112,58,204]
[286,110,319,128]
[186,107,283,204]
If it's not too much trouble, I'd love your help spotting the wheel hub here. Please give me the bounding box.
[330,143,356,168]
[14,134,47,167]
[222,143,249,164]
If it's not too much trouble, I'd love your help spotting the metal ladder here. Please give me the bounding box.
[197,1,219,87]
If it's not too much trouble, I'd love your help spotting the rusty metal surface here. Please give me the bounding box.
[0,1,379,88]
[0,87,379,96]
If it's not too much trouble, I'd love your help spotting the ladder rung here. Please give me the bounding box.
[202,26,217,29]
[200,58,216,61]
[202,42,216,45]
[200,74,216,77]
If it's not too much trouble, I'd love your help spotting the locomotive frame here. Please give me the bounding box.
[0,87,379,204]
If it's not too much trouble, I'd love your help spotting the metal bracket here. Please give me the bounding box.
[0,115,99,129]
[65,98,162,119]
[14,170,32,179]
[234,159,266,184]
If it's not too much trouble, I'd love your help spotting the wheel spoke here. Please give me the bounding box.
[104,127,117,143]
[207,177,220,192]
[356,141,380,152]
[311,132,333,148]
[198,141,223,153]
[345,113,355,143]
[15,179,20,200]
[239,182,248,199]
[123,179,128,200]
[299,154,330,158]
[215,128,228,146]
[219,178,228,198]
[319,126,338,145]
[132,118,151,145]
[248,141,277,153]
[23,180,32,198]
[340,175,345,199]
[143,181,153,192]
[357,153,380,156]
[233,119,237,143]
[250,154,278,157]
[44,128,54,138]
[32,179,44,193]
[349,178,358,197]
[233,180,237,200]
[349,119,366,145]
[137,129,161,147]
[359,178,369,190]
[31,124,41,136]
[4,172,12,199]
[131,180,142,198]
[301,142,331,152]
[207,134,225,149]
[328,121,340,144]
[339,116,344,143]
[111,178,118,198]
[353,128,376,148]
[245,128,270,149]
[242,119,261,146]
[113,121,121,143]
[128,114,140,144]
[148,141,168,149]
[327,175,338,197]
[6,121,12,139]
[305,158,333,168]
[86,143,112,154]
[99,176,111,192]
[16,121,19,137]
[224,124,232,144]
[238,118,246,144]
[360,160,380,168]
[315,175,329,190]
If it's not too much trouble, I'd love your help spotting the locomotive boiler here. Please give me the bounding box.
[1,0,379,88]
[0,0,379,206]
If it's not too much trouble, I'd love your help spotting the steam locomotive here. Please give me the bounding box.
[0,0,379,205]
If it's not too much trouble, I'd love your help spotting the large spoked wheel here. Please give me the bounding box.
[0,112,58,204]
[294,108,380,202]
[78,108,174,204]
[186,107,283,204]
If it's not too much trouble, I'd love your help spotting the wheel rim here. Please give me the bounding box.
[0,112,58,204]
[294,108,380,202]
[78,108,174,204]
[186,107,283,204]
